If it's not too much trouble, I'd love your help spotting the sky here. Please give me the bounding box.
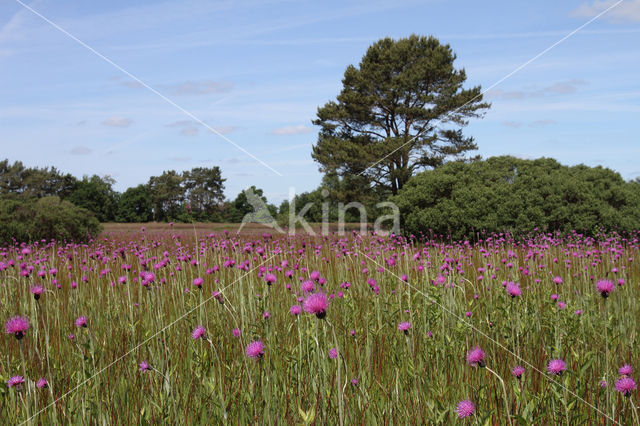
[1,0,639,203]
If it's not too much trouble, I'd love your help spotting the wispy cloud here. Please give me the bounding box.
[163,80,232,96]
[487,79,588,100]
[103,116,133,127]
[530,119,557,127]
[571,0,640,23]
[165,120,237,137]
[272,124,313,135]
[501,121,522,128]
[168,156,191,162]
[71,146,92,155]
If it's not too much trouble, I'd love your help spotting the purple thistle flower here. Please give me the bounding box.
[456,400,475,418]
[75,316,88,328]
[263,311,270,319]
[191,325,206,340]
[619,364,633,377]
[290,305,302,316]
[615,377,637,397]
[301,280,315,293]
[303,293,329,319]
[506,282,521,298]
[30,285,45,300]
[246,341,265,359]
[512,365,525,379]
[193,277,204,288]
[36,377,48,389]
[596,279,615,298]
[232,328,241,338]
[329,347,338,359]
[7,375,25,388]
[466,346,486,367]
[547,359,566,375]
[350,378,358,386]
[139,361,151,373]
[5,316,29,340]
[398,322,411,335]
[264,273,277,285]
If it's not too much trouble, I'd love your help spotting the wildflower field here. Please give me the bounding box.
[1,225,639,424]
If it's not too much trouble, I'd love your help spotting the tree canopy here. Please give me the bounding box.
[312,34,489,196]
[393,156,640,240]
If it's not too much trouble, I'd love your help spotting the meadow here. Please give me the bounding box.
[1,224,639,424]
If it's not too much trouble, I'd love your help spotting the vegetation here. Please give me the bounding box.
[394,156,640,239]
[0,196,101,243]
[312,34,489,196]
[1,230,639,423]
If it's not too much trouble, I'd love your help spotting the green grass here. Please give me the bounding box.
[1,229,639,424]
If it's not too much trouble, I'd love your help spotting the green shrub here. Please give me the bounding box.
[393,156,640,239]
[0,196,102,244]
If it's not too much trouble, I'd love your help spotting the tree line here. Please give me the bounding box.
[0,159,281,224]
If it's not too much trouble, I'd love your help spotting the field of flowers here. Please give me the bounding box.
[1,226,639,424]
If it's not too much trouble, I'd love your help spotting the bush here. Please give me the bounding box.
[0,196,102,244]
[393,156,640,240]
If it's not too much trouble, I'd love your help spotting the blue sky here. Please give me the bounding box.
[1,0,639,203]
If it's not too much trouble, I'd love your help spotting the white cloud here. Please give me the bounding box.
[571,0,640,23]
[103,117,133,127]
[487,79,588,100]
[272,124,313,135]
[165,120,237,136]
[165,80,232,96]
[71,146,92,155]
[501,121,522,128]
[529,119,557,127]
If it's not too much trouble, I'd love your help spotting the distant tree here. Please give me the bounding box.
[148,170,184,221]
[0,196,101,244]
[312,34,489,196]
[182,167,226,220]
[68,175,119,222]
[116,184,153,222]
[393,156,640,239]
[0,159,77,199]
[228,186,277,223]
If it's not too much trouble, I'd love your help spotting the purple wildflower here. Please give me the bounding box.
[5,316,29,340]
[467,346,486,367]
[456,400,475,418]
[246,341,265,359]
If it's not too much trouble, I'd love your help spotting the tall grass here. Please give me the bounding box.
[0,228,638,424]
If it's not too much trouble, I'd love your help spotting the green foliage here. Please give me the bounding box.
[227,186,277,223]
[148,167,226,222]
[68,175,119,222]
[0,196,101,244]
[116,184,153,222]
[0,159,77,199]
[394,156,640,239]
[312,34,489,195]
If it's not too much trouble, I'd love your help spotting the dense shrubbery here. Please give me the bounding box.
[0,196,102,244]
[394,156,640,239]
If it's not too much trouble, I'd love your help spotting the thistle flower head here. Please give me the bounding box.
[303,293,329,319]
[615,377,637,397]
[5,316,29,339]
[8,375,25,388]
[456,400,475,418]
[191,325,206,340]
[246,341,265,359]
[512,365,525,379]
[75,316,88,328]
[596,279,615,298]
[466,346,486,367]
[547,359,566,375]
